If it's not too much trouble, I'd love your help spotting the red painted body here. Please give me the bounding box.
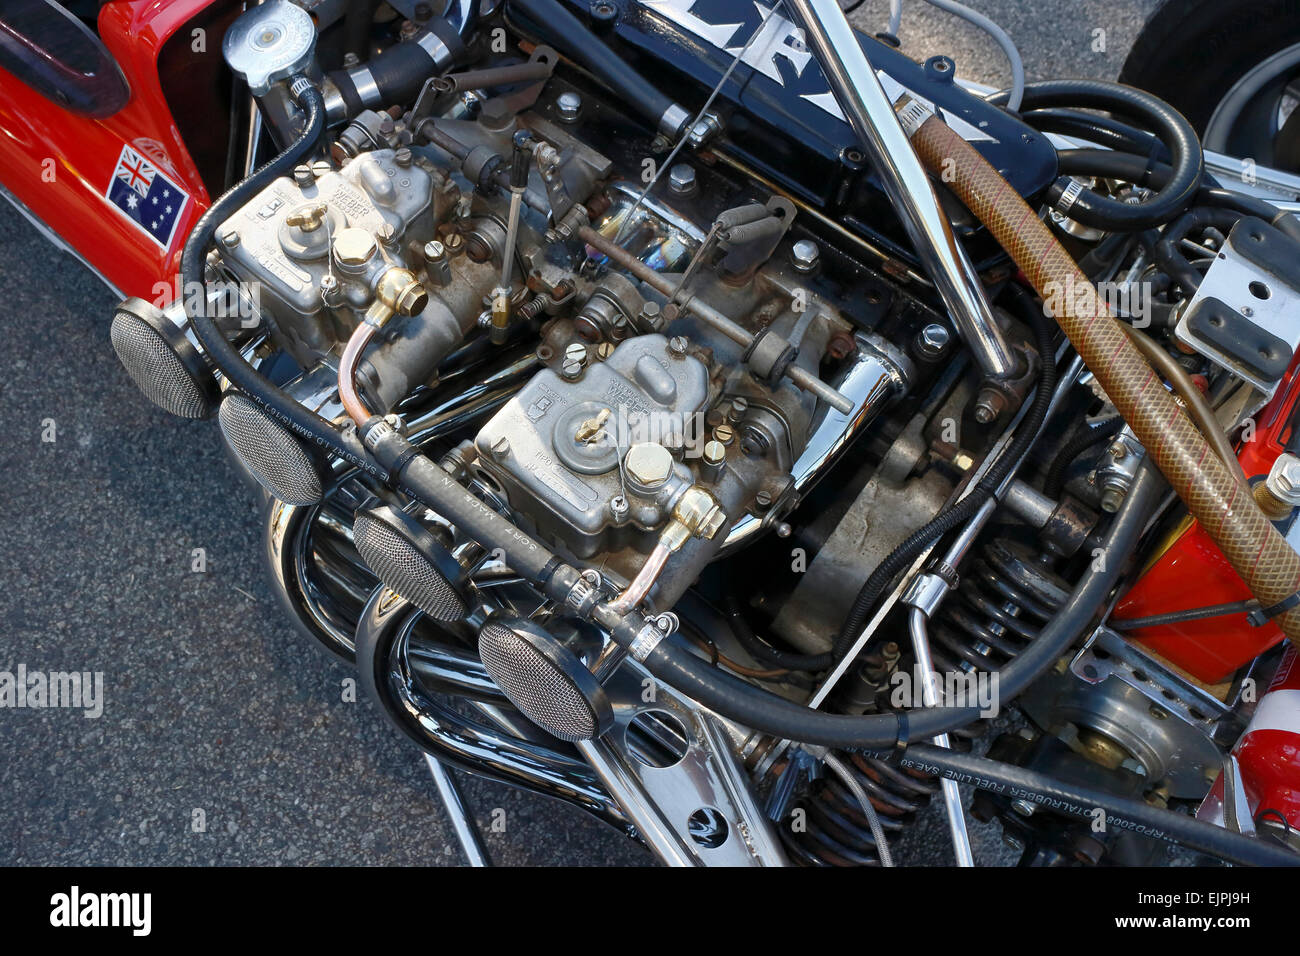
[1199,645,1300,834]
[1115,360,1300,684]
[0,0,216,298]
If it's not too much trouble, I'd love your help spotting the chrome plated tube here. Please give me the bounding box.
[908,607,975,867]
[783,0,1016,380]
[354,589,632,834]
[424,754,490,866]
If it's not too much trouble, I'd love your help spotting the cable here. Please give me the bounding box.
[1120,324,1249,490]
[990,80,1203,231]
[725,593,834,672]
[919,0,1024,112]
[822,751,894,866]
[1111,599,1259,631]
[833,284,1055,659]
[898,744,1299,867]
[1043,415,1124,499]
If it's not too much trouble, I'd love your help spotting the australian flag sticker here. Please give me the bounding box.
[105,144,190,250]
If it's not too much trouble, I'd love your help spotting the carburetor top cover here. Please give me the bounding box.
[475,334,711,556]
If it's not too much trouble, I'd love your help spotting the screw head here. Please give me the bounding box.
[668,163,697,196]
[564,342,589,366]
[713,424,735,446]
[561,358,584,380]
[791,239,820,273]
[219,229,240,249]
[703,440,726,466]
[490,436,511,459]
[292,164,314,187]
[557,91,583,122]
[668,335,689,356]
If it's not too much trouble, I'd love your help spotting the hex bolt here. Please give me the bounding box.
[557,91,583,122]
[915,323,951,359]
[1266,452,1300,506]
[791,239,820,273]
[668,163,697,196]
[638,301,662,331]
[625,443,674,488]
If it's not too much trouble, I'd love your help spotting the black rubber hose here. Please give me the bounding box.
[991,80,1203,231]
[327,22,471,117]
[1043,415,1125,498]
[633,460,1164,748]
[1056,149,1300,240]
[1153,206,1246,296]
[832,285,1056,659]
[1022,107,1165,159]
[900,744,1299,867]
[182,79,388,481]
[724,593,834,672]
[506,0,685,136]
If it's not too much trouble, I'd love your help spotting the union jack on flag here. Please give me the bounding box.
[105,144,190,250]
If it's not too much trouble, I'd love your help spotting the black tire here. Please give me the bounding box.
[1121,0,1300,166]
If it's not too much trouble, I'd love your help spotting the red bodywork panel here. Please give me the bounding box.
[0,0,216,298]
[1116,362,1300,684]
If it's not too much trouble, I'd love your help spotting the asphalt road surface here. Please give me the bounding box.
[0,0,1162,867]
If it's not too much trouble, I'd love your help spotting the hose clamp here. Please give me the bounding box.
[1058,178,1086,214]
[628,618,673,662]
[896,97,933,137]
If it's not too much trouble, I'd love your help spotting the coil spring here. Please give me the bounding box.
[781,753,940,866]
[929,539,1068,675]
[782,540,1068,865]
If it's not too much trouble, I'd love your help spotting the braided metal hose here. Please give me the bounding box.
[903,108,1300,645]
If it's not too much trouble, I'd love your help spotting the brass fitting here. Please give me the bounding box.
[661,486,726,551]
[365,267,428,328]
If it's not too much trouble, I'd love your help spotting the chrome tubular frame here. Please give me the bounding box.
[782,0,1017,380]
